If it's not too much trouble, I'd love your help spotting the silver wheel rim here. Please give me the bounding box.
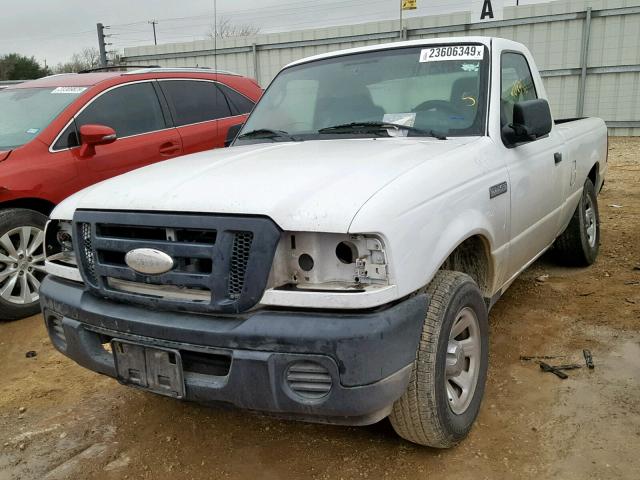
[445,307,481,415]
[584,195,597,248]
[0,226,46,305]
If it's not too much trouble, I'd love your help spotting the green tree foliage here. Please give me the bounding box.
[0,54,48,80]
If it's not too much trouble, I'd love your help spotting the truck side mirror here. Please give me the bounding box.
[502,99,552,147]
[225,123,244,147]
[79,124,117,157]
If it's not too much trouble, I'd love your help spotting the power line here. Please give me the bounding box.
[106,0,394,46]
[4,0,453,47]
[107,0,389,28]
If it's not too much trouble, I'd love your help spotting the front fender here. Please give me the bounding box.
[348,139,509,299]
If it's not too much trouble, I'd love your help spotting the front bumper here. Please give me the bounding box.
[40,276,427,425]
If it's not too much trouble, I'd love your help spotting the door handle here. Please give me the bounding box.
[554,152,563,164]
[159,142,180,156]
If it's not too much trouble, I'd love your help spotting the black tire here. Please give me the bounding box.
[389,270,489,448]
[554,178,600,266]
[0,208,48,321]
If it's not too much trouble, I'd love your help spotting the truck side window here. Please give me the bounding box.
[500,52,538,127]
[76,82,166,138]
[160,80,232,126]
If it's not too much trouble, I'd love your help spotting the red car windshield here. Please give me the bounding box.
[0,86,86,150]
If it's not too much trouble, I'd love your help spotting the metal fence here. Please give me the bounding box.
[122,0,637,136]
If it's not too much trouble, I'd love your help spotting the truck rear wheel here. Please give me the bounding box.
[0,209,48,321]
[389,270,488,448]
[554,178,600,266]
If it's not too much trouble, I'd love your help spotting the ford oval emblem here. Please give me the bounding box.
[125,248,174,275]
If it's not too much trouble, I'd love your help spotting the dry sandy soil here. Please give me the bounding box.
[1,137,638,480]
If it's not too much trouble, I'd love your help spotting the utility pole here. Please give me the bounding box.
[399,1,416,39]
[96,23,108,67]
[149,20,158,45]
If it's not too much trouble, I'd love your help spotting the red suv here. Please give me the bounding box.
[0,67,261,319]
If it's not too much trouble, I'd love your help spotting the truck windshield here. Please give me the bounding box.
[238,44,489,143]
[0,87,85,150]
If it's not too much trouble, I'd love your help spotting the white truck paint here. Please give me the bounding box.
[42,37,607,446]
[49,37,607,310]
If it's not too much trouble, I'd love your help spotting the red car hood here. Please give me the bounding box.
[0,150,10,162]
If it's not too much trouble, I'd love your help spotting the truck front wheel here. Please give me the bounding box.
[390,270,489,448]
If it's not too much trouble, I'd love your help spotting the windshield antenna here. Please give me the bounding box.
[213,0,218,131]
[213,0,217,70]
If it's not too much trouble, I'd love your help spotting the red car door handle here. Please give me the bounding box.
[159,142,180,156]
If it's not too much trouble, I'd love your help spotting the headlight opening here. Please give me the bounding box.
[45,220,77,267]
[269,233,389,291]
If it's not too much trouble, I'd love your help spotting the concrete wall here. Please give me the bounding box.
[122,0,640,136]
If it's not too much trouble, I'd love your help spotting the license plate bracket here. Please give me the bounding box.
[111,340,185,399]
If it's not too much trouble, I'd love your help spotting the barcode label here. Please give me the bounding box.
[419,45,484,62]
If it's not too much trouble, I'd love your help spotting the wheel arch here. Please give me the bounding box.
[0,198,56,216]
[587,162,599,189]
[437,234,495,299]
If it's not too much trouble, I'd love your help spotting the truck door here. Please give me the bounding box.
[499,52,566,276]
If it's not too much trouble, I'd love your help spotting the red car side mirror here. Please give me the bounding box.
[79,124,117,157]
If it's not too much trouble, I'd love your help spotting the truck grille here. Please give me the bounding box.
[73,211,280,314]
[228,232,253,300]
[79,222,97,285]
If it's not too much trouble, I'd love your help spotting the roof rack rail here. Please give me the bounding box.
[122,67,241,76]
[78,65,161,74]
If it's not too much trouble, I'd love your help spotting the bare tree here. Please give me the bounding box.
[206,17,260,39]
[53,47,101,73]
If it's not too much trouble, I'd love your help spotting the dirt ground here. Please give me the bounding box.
[1,137,639,480]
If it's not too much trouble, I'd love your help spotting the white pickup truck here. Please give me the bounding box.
[41,37,607,447]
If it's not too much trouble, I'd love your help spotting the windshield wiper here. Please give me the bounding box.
[318,122,446,140]
[236,128,298,141]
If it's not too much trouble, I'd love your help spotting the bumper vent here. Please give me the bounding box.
[46,313,67,350]
[228,232,253,299]
[286,361,332,400]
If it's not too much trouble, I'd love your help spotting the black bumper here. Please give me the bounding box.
[40,276,427,425]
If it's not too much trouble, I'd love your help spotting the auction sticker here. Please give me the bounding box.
[419,45,484,62]
[383,113,416,127]
[51,87,87,94]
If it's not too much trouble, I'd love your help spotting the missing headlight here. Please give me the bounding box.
[336,241,357,264]
[45,220,77,267]
[267,232,389,290]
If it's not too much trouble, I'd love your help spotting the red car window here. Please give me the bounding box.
[76,82,166,138]
[160,80,231,126]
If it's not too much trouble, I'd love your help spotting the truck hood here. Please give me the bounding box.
[0,150,10,162]
[54,137,479,232]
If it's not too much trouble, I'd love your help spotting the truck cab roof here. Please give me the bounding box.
[286,36,517,69]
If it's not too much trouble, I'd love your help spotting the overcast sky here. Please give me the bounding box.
[0,0,548,67]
